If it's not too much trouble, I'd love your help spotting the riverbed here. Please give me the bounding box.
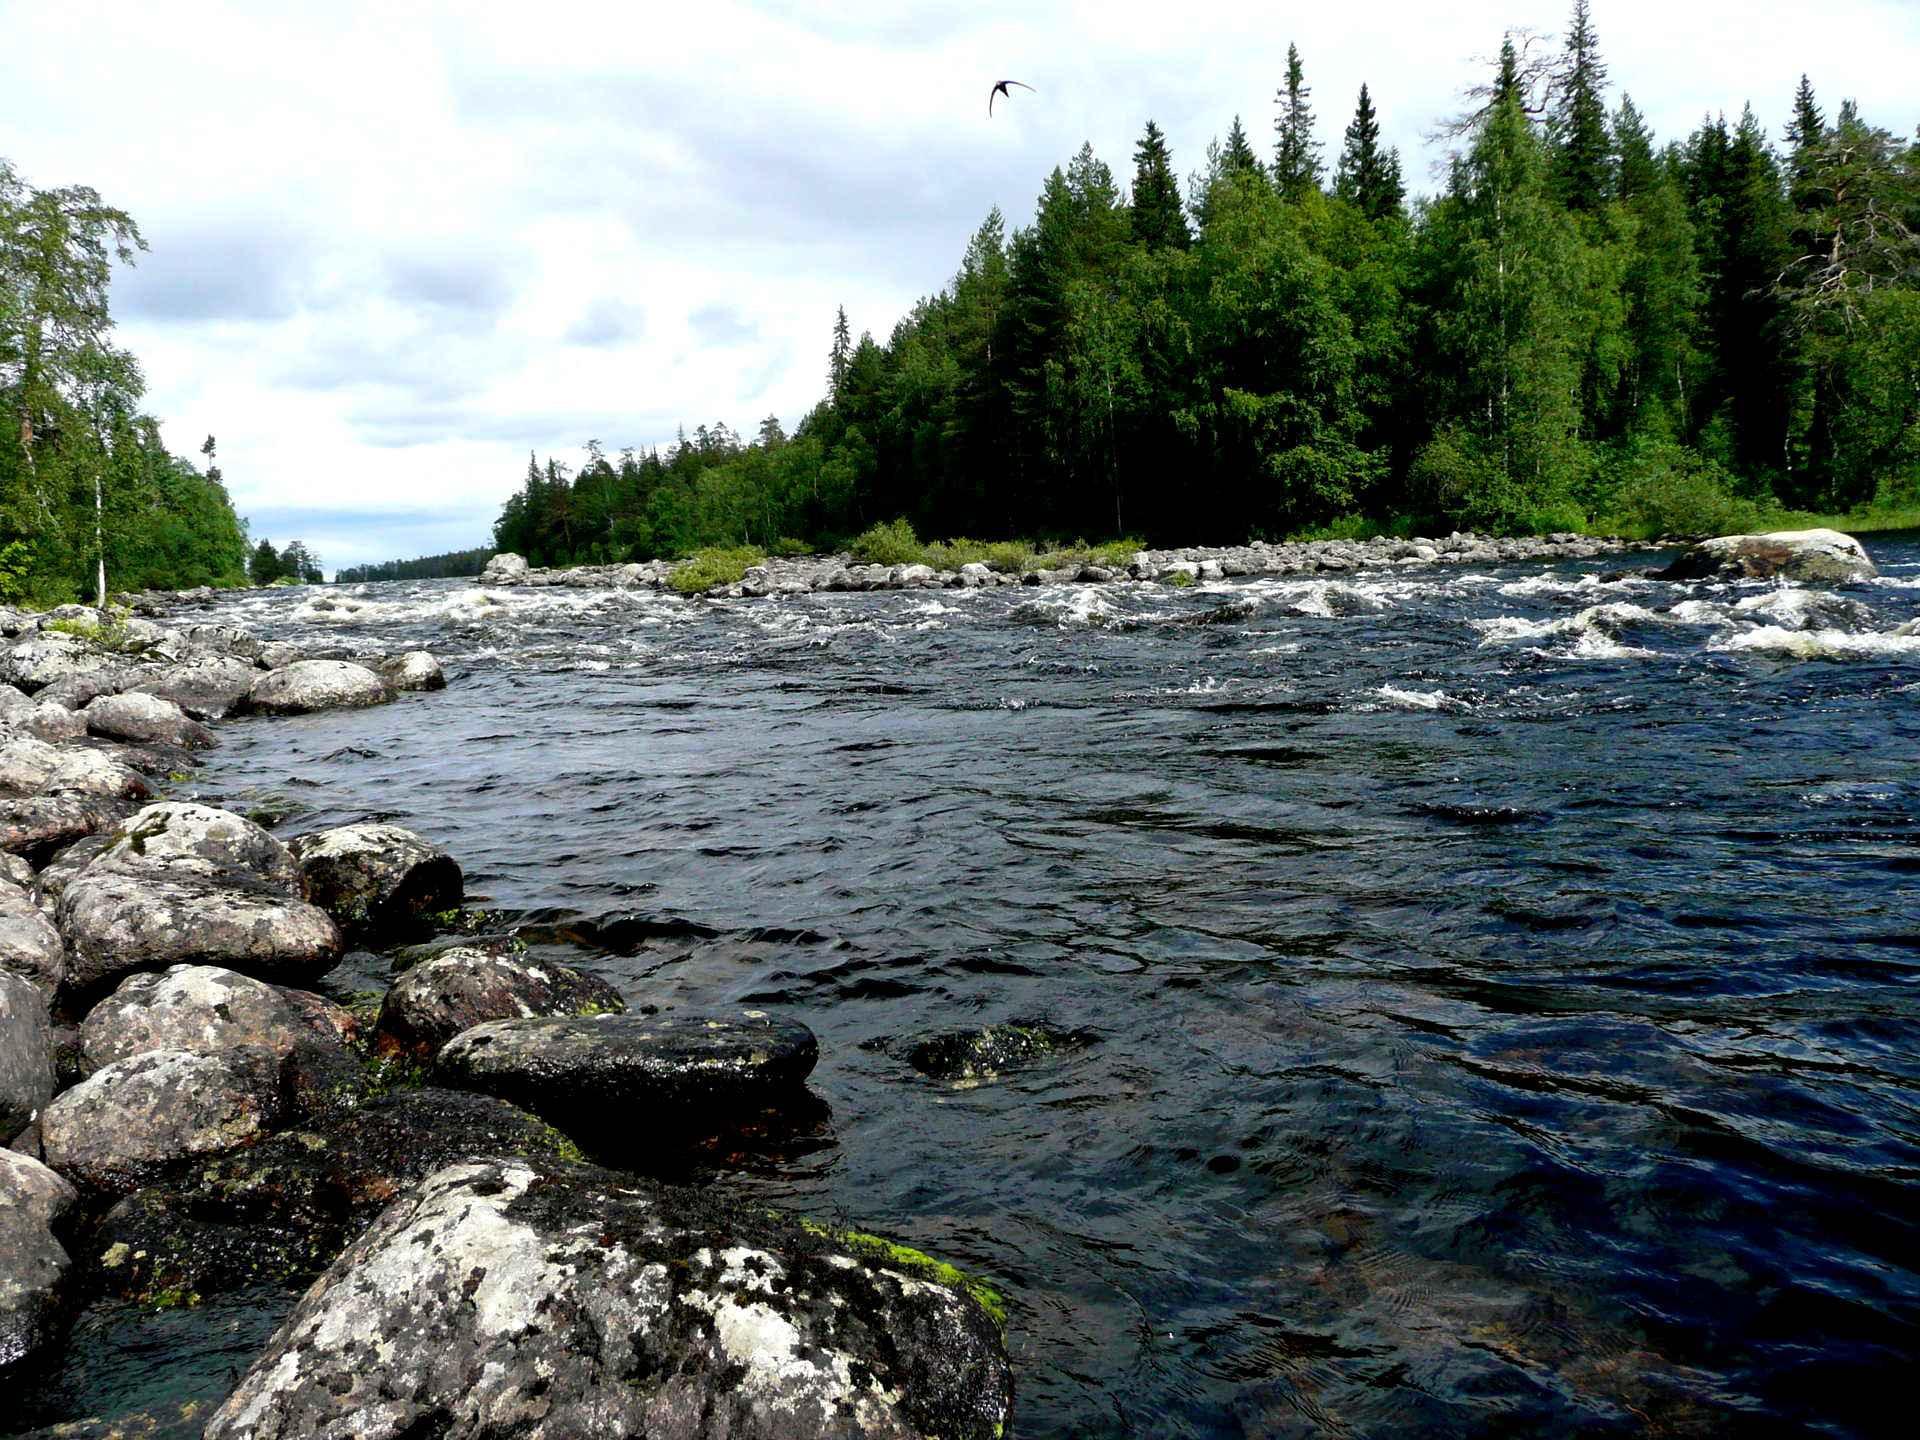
[32,542,1920,1437]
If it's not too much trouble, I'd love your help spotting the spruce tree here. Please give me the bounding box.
[1222,116,1261,176]
[828,306,852,400]
[1612,95,1657,201]
[1272,44,1323,200]
[1551,0,1612,210]
[1334,85,1405,220]
[1130,120,1190,250]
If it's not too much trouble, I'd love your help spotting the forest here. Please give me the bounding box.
[0,160,253,606]
[492,3,1920,569]
[335,547,491,584]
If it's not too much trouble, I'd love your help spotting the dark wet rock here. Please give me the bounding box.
[0,793,133,867]
[479,551,528,584]
[203,1155,1013,1440]
[0,737,150,802]
[374,946,625,1062]
[369,650,446,692]
[0,634,114,694]
[2,879,66,995]
[0,971,55,1140]
[434,1011,817,1135]
[906,1024,1095,1084]
[1655,528,1877,584]
[79,965,353,1076]
[81,693,215,750]
[243,659,391,716]
[130,656,258,721]
[57,870,343,995]
[85,802,303,893]
[86,1088,583,1305]
[41,1045,285,1196]
[0,1149,78,1370]
[286,822,462,934]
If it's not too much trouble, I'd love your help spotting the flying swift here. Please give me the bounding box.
[988,80,1034,116]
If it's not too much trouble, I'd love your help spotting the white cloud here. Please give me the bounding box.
[3,0,1915,570]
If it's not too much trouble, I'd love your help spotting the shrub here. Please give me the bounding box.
[1594,440,1768,539]
[848,518,923,566]
[668,546,764,594]
[769,537,812,558]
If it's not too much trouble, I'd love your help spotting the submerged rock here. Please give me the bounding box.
[907,1023,1095,1084]
[0,1149,78,1371]
[78,964,352,1075]
[41,1045,285,1196]
[0,971,54,1140]
[1656,528,1878,584]
[244,660,391,716]
[375,946,624,1061]
[287,822,462,934]
[81,692,215,750]
[433,1011,818,1135]
[202,1156,1014,1440]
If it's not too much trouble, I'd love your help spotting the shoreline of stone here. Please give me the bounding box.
[477,529,1652,596]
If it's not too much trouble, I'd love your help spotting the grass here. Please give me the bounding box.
[43,609,144,653]
[668,545,765,594]
[847,519,1143,574]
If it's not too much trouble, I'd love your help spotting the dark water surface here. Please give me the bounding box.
[41,544,1920,1436]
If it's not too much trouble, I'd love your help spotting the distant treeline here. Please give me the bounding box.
[2,159,251,605]
[493,1,1919,563]
[336,547,491,584]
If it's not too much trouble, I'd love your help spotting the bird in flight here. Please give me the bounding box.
[988,80,1034,116]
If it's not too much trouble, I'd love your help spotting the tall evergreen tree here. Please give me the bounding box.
[1130,120,1190,251]
[1222,116,1261,177]
[1612,95,1657,201]
[1334,85,1405,220]
[1272,44,1323,200]
[1551,0,1612,210]
[828,306,852,400]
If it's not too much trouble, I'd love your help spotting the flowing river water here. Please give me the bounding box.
[24,541,1920,1437]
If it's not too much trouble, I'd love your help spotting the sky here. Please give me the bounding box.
[4,0,1917,574]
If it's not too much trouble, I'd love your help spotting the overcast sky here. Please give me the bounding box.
[4,0,1916,573]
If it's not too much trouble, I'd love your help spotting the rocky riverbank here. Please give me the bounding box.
[0,604,1014,1438]
[479,528,1641,596]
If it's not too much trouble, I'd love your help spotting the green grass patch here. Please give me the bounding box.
[668,545,765,594]
[43,610,144,653]
[849,519,1142,574]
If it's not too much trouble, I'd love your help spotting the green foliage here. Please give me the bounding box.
[848,518,922,565]
[1592,437,1766,537]
[668,545,763,594]
[44,609,139,652]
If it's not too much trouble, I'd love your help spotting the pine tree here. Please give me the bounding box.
[1272,44,1323,200]
[1130,120,1191,250]
[1222,116,1261,177]
[1551,0,1612,210]
[828,306,852,400]
[1334,85,1405,220]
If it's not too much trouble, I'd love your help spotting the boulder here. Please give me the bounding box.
[178,623,263,662]
[370,650,446,692]
[244,660,391,716]
[434,1011,817,1136]
[287,822,462,933]
[0,684,28,718]
[84,802,303,892]
[256,641,306,669]
[0,793,133,867]
[81,692,216,750]
[202,1156,1013,1440]
[78,965,352,1075]
[131,656,259,720]
[36,666,142,711]
[57,870,343,994]
[0,885,66,995]
[0,1149,78,1370]
[0,736,150,801]
[0,634,112,694]
[5,701,88,743]
[0,971,54,1141]
[87,1088,583,1305]
[0,851,30,888]
[375,947,626,1062]
[1656,528,1878,584]
[479,551,529,584]
[41,1045,285,1195]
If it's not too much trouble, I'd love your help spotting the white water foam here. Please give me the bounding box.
[1709,626,1920,661]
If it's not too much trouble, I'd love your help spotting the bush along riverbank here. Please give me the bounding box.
[478,525,1644,598]
[0,604,1015,1438]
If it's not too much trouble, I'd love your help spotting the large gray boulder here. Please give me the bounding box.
[375,947,625,1062]
[4,700,87,743]
[203,1157,1013,1440]
[0,971,54,1141]
[287,822,462,934]
[41,1045,285,1195]
[0,1149,78,1370]
[81,691,216,750]
[0,736,150,802]
[84,802,303,892]
[434,1011,817,1135]
[0,882,66,994]
[1656,528,1878,583]
[0,792,133,866]
[0,634,112,694]
[79,964,352,1075]
[132,655,259,720]
[370,651,447,692]
[479,551,529,584]
[245,660,392,716]
[36,664,141,711]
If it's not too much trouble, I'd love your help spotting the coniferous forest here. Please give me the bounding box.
[494,4,1920,568]
[1,160,252,605]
